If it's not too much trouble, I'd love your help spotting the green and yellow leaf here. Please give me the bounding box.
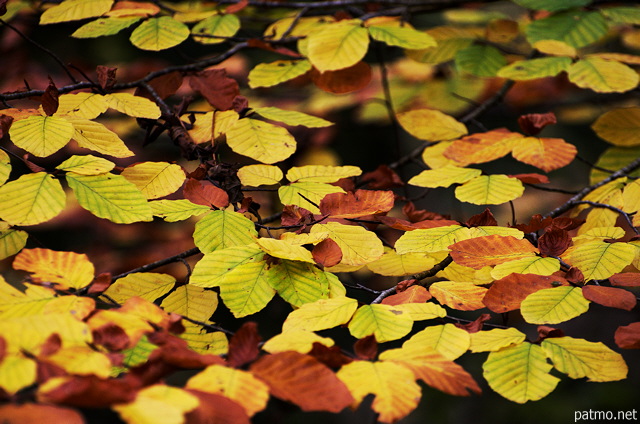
[397,109,467,141]
[0,173,66,226]
[191,13,240,44]
[568,58,639,93]
[455,174,524,205]
[403,324,470,360]
[307,20,369,72]
[104,273,175,304]
[395,225,472,254]
[311,222,383,266]
[226,118,296,164]
[72,16,140,38]
[567,241,637,280]
[525,11,608,49]
[366,248,439,276]
[253,107,333,128]
[64,117,134,158]
[408,165,481,188]
[367,24,436,49]
[520,286,590,324]
[40,0,113,25]
[9,115,74,157]
[179,321,228,356]
[193,210,258,254]
[497,57,572,80]
[103,93,162,119]
[282,297,358,332]
[248,60,312,89]
[121,162,185,199]
[130,16,190,51]
[190,244,264,288]
[348,304,413,342]
[469,328,526,353]
[266,260,332,306]
[150,199,211,222]
[490,256,560,280]
[278,182,344,214]
[592,107,640,147]
[56,154,115,175]
[161,285,218,322]
[455,44,506,77]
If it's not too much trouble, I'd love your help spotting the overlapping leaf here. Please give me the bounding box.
[193,210,258,253]
[226,118,296,164]
[0,173,66,226]
[282,297,358,332]
[520,286,590,324]
[306,20,369,72]
[13,248,94,291]
[130,16,190,51]
[455,175,524,205]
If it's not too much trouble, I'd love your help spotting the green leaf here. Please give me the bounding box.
[217,260,275,317]
[121,336,158,368]
[590,146,640,184]
[104,273,176,304]
[0,225,28,260]
[266,260,332,307]
[567,240,637,280]
[455,45,506,77]
[160,285,218,322]
[150,199,210,222]
[367,24,436,49]
[496,57,572,80]
[568,58,640,93]
[0,150,10,185]
[72,17,141,38]
[40,0,113,25]
[56,154,115,175]
[193,210,258,253]
[483,342,559,403]
[600,7,640,25]
[348,304,413,342]
[192,14,240,44]
[248,60,312,89]
[66,172,153,224]
[9,115,74,157]
[525,11,608,49]
[520,286,590,324]
[0,173,66,226]
[252,107,333,128]
[512,0,591,12]
[307,20,370,72]
[190,244,265,288]
[226,118,297,164]
[130,16,190,51]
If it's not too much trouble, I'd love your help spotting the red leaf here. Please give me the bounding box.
[185,390,250,424]
[0,115,13,138]
[514,214,553,233]
[0,404,84,424]
[615,322,640,349]
[146,331,224,369]
[250,351,353,412]
[319,189,394,218]
[38,375,140,407]
[312,238,342,267]
[396,279,418,292]
[281,205,314,227]
[246,39,301,58]
[308,343,352,369]
[136,71,183,100]
[354,335,378,360]
[227,322,261,368]
[538,226,571,257]
[609,273,640,287]
[225,0,249,14]
[310,61,372,94]
[189,69,239,111]
[582,285,637,311]
[0,337,6,363]
[517,112,557,136]
[483,274,569,313]
[87,272,112,295]
[92,323,130,351]
[454,313,491,333]
[97,65,117,91]
[536,326,565,341]
[449,235,538,269]
[361,165,404,189]
[402,201,450,222]
[183,178,229,208]
[382,285,431,305]
[509,173,550,184]
[564,267,584,284]
[41,79,59,116]
[466,208,497,227]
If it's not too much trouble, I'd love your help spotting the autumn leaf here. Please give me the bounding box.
[282,297,358,332]
[511,137,577,172]
[520,286,590,324]
[581,285,637,311]
[13,248,94,290]
[397,109,467,141]
[183,178,229,209]
[319,189,394,218]
[348,304,413,342]
[449,235,537,269]
[430,281,488,311]
[483,274,569,313]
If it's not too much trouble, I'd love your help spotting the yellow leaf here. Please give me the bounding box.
[43,346,112,378]
[367,23,436,49]
[72,16,141,38]
[469,328,526,353]
[216,260,275,317]
[282,297,358,332]
[490,256,560,280]
[0,225,28,260]
[337,361,421,423]
[121,162,185,199]
[104,93,161,119]
[0,173,66,226]
[130,16,190,51]
[266,260,334,306]
[395,225,473,254]
[403,324,470,360]
[568,58,639,93]
[193,210,258,253]
[56,93,109,119]
[179,321,228,356]
[520,286,590,324]
[256,238,314,263]
[64,117,134,158]
[0,355,37,395]
[455,174,524,205]
[279,232,329,245]
[592,107,640,147]
[253,107,333,128]
[186,364,268,416]
[190,244,264,288]
[408,165,481,188]
[226,118,296,164]
[0,150,9,185]
[469,226,525,238]
[150,199,210,222]
[348,304,413,342]
[105,273,175,304]
[263,330,334,354]
[421,141,463,169]
[366,247,439,276]
[187,110,239,144]
[497,56,572,80]
[572,226,626,245]
[623,179,640,212]
[13,248,94,291]
[429,281,488,311]
[286,165,362,183]
[307,20,369,72]
[1,313,92,353]
[248,60,312,88]
[41,295,95,319]
[237,164,283,186]
[533,40,577,57]
[0,280,56,319]
[114,385,199,424]
[160,285,218,322]
[40,0,113,24]
[88,309,153,347]
[437,261,493,285]
[281,181,343,212]
[483,342,559,403]
[56,154,115,175]
[396,109,468,141]
[311,222,383,266]
[567,241,637,280]
[264,15,336,39]
[541,336,628,382]
[392,302,447,321]
[9,115,74,157]
[192,13,240,44]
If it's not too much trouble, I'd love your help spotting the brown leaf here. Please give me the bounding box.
[0,404,85,424]
[382,285,431,305]
[319,189,394,218]
[483,274,569,313]
[147,331,224,369]
[402,201,450,222]
[514,214,553,233]
[378,216,459,230]
[308,343,352,369]
[97,65,117,91]
[536,326,565,341]
[353,335,378,360]
[610,273,640,287]
[582,285,637,311]
[310,61,372,94]
[92,323,130,351]
[614,322,640,349]
[0,337,6,363]
[361,165,404,190]
[564,267,584,284]
[0,115,13,138]
[508,173,550,184]
[250,351,353,412]
[396,279,418,292]
[232,95,249,113]
[183,178,229,209]
[517,112,557,136]
[454,313,491,333]
[312,238,342,267]
[466,208,497,227]
[246,39,301,58]
[37,375,140,407]
[225,0,249,14]
[189,69,239,111]
[538,226,571,257]
[185,390,250,424]
[551,217,584,231]
[0,0,7,16]
[41,79,59,116]
[227,322,261,368]
[449,235,538,269]
[281,205,314,227]
[136,71,183,100]
[39,334,62,356]
[21,154,46,173]
[87,272,112,295]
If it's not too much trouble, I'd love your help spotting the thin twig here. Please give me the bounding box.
[572,200,638,234]
[111,247,201,281]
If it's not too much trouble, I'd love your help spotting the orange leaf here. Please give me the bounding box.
[312,238,343,267]
[37,375,139,408]
[353,335,378,360]
[609,273,640,287]
[443,128,522,165]
[582,285,637,311]
[227,322,261,368]
[449,235,538,269]
[382,285,432,305]
[185,390,250,424]
[483,274,569,313]
[319,189,394,218]
[517,112,557,136]
[511,137,577,172]
[13,248,95,290]
[538,227,571,257]
[509,173,550,184]
[430,281,488,311]
[0,404,84,424]
[614,322,640,349]
[183,178,229,208]
[250,351,353,412]
[310,61,372,94]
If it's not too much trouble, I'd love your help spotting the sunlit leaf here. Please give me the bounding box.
[103,93,162,119]
[592,107,640,147]
[267,260,333,306]
[72,16,140,38]
[64,117,134,158]
[307,20,369,72]
[190,244,264,288]
[113,385,199,424]
[286,165,362,183]
[0,150,9,185]
[408,165,481,188]
[0,173,66,226]
[43,346,112,378]
[497,57,572,80]
[121,162,185,199]
[483,274,569,313]
[483,342,559,403]
[403,324,470,361]
[444,128,521,165]
[469,328,526,353]
[395,225,472,254]
[319,189,394,218]
[366,248,438,276]
[237,165,283,186]
[105,273,175,304]
[179,321,228,356]
[217,260,275,317]
[397,109,467,141]
[455,175,524,205]
[56,154,115,175]
[278,182,343,214]
[525,11,607,49]
[520,286,590,324]
[160,285,218,322]
[55,93,109,119]
[311,222,384,266]
[282,297,358,332]
[248,60,312,88]
[192,13,240,44]
[367,23,436,49]
[13,248,94,290]
[392,302,446,321]
[193,210,258,253]
[0,225,28,260]
[262,330,334,354]
[9,115,74,157]
[0,355,37,395]
[150,199,210,222]
[511,137,577,172]
[253,107,333,128]
[567,241,637,280]
[449,235,537,269]
[40,0,113,25]
[226,118,296,164]
[490,256,560,280]
[348,304,413,342]
[187,110,239,144]
[130,16,190,51]
[568,58,639,93]
[430,281,488,310]
[455,44,506,77]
